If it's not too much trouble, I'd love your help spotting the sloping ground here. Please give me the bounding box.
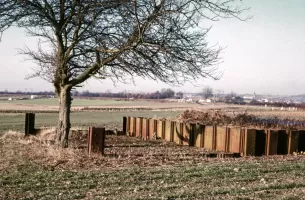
[1,130,305,199]
[176,110,305,129]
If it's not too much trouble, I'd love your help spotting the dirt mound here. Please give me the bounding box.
[176,110,231,125]
[176,110,305,129]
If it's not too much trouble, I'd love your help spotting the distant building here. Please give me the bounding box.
[243,95,255,104]
[260,99,269,103]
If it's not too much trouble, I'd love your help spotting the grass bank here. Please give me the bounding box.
[0,110,180,132]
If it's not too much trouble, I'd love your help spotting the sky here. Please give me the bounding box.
[0,0,304,95]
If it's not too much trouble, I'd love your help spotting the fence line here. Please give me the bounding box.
[123,116,305,156]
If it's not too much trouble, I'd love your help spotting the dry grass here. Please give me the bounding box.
[1,130,305,199]
[0,129,227,172]
[2,101,305,199]
[248,110,305,120]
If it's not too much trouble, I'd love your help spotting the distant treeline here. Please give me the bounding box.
[0,91,55,96]
[74,88,181,99]
[0,88,182,99]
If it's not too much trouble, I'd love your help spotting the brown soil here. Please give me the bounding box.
[0,130,233,173]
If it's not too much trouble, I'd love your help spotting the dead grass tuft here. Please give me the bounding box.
[0,130,24,140]
[0,129,88,172]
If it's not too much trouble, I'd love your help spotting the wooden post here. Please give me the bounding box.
[123,116,127,135]
[88,127,105,156]
[25,113,35,136]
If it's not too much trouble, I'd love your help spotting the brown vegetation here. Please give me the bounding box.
[176,110,305,129]
[2,129,305,199]
[0,129,226,173]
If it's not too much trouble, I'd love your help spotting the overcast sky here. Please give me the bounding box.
[0,0,304,95]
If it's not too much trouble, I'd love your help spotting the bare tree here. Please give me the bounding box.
[160,88,175,98]
[176,92,183,99]
[0,0,248,147]
[202,86,214,99]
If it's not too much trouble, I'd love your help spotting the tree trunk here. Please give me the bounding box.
[56,86,72,148]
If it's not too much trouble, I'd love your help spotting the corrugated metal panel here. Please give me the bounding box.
[157,120,165,139]
[203,126,215,150]
[142,118,149,140]
[173,122,183,145]
[194,124,204,148]
[129,117,136,136]
[149,119,157,140]
[182,123,191,146]
[165,120,173,142]
[125,116,130,136]
[135,117,143,138]
[265,130,278,156]
[228,127,242,153]
[216,126,228,151]
[288,130,299,154]
[244,129,256,156]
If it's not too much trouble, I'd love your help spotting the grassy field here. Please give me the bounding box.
[0,98,140,106]
[2,99,305,199]
[0,110,180,132]
[0,98,196,107]
[1,131,305,199]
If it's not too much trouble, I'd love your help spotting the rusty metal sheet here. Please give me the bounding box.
[182,123,191,146]
[129,117,135,136]
[203,126,215,149]
[266,130,278,156]
[244,129,256,156]
[288,130,299,154]
[125,116,130,135]
[135,118,143,137]
[88,127,105,156]
[165,120,173,142]
[239,129,245,156]
[148,119,157,140]
[142,118,149,140]
[194,124,204,148]
[157,120,164,139]
[228,128,242,153]
[277,130,288,155]
[173,122,183,145]
[298,131,305,152]
[216,126,228,151]
[189,124,196,146]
